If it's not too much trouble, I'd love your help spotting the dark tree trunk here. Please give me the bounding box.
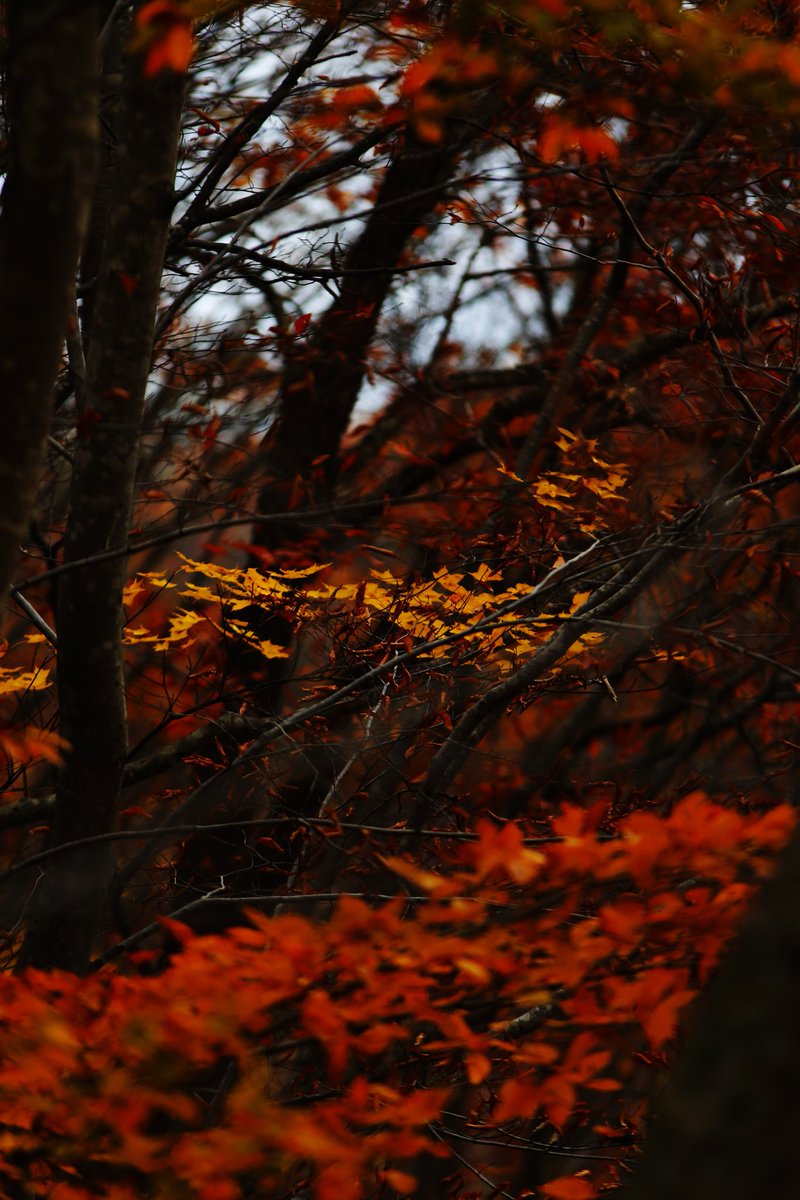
[0,1,97,616]
[625,820,800,1200]
[18,9,186,973]
[253,126,473,542]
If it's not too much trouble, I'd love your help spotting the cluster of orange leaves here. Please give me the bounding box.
[397,0,800,144]
[134,0,229,75]
[0,793,791,1200]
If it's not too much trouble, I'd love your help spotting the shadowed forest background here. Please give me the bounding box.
[1,1,800,1197]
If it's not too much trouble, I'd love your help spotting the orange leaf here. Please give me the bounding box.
[0,726,69,766]
[466,819,545,883]
[380,1169,418,1194]
[493,1077,540,1123]
[377,855,456,894]
[641,989,696,1050]
[332,85,382,112]
[539,115,616,163]
[465,1051,491,1084]
[143,18,193,75]
[401,56,441,98]
[541,1175,597,1199]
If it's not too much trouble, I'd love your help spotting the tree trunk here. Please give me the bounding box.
[254,126,472,536]
[17,9,185,973]
[0,1,97,618]
[625,820,800,1200]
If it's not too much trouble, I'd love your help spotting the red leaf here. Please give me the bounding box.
[541,1175,597,1199]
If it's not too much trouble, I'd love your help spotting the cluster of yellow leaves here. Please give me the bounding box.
[0,651,64,767]
[0,792,791,1199]
[499,428,628,526]
[122,559,324,657]
[122,551,606,680]
[0,666,50,698]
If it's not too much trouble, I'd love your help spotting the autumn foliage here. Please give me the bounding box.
[2,0,800,1197]
[0,796,793,1198]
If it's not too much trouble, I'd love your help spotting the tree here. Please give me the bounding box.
[1,0,800,1196]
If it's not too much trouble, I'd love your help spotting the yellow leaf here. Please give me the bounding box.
[277,562,332,579]
[497,464,525,483]
[532,478,572,501]
[0,668,51,696]
[257,640,291,659]
[122,579,147,606]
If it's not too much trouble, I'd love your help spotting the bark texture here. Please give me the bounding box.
[18,14,185,973]
[0,1,97,617]
[626,821,800,1200]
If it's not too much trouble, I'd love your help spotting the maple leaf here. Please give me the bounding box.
[0,667,51,696]
[254,639,292,659]
[463,819,546,884]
